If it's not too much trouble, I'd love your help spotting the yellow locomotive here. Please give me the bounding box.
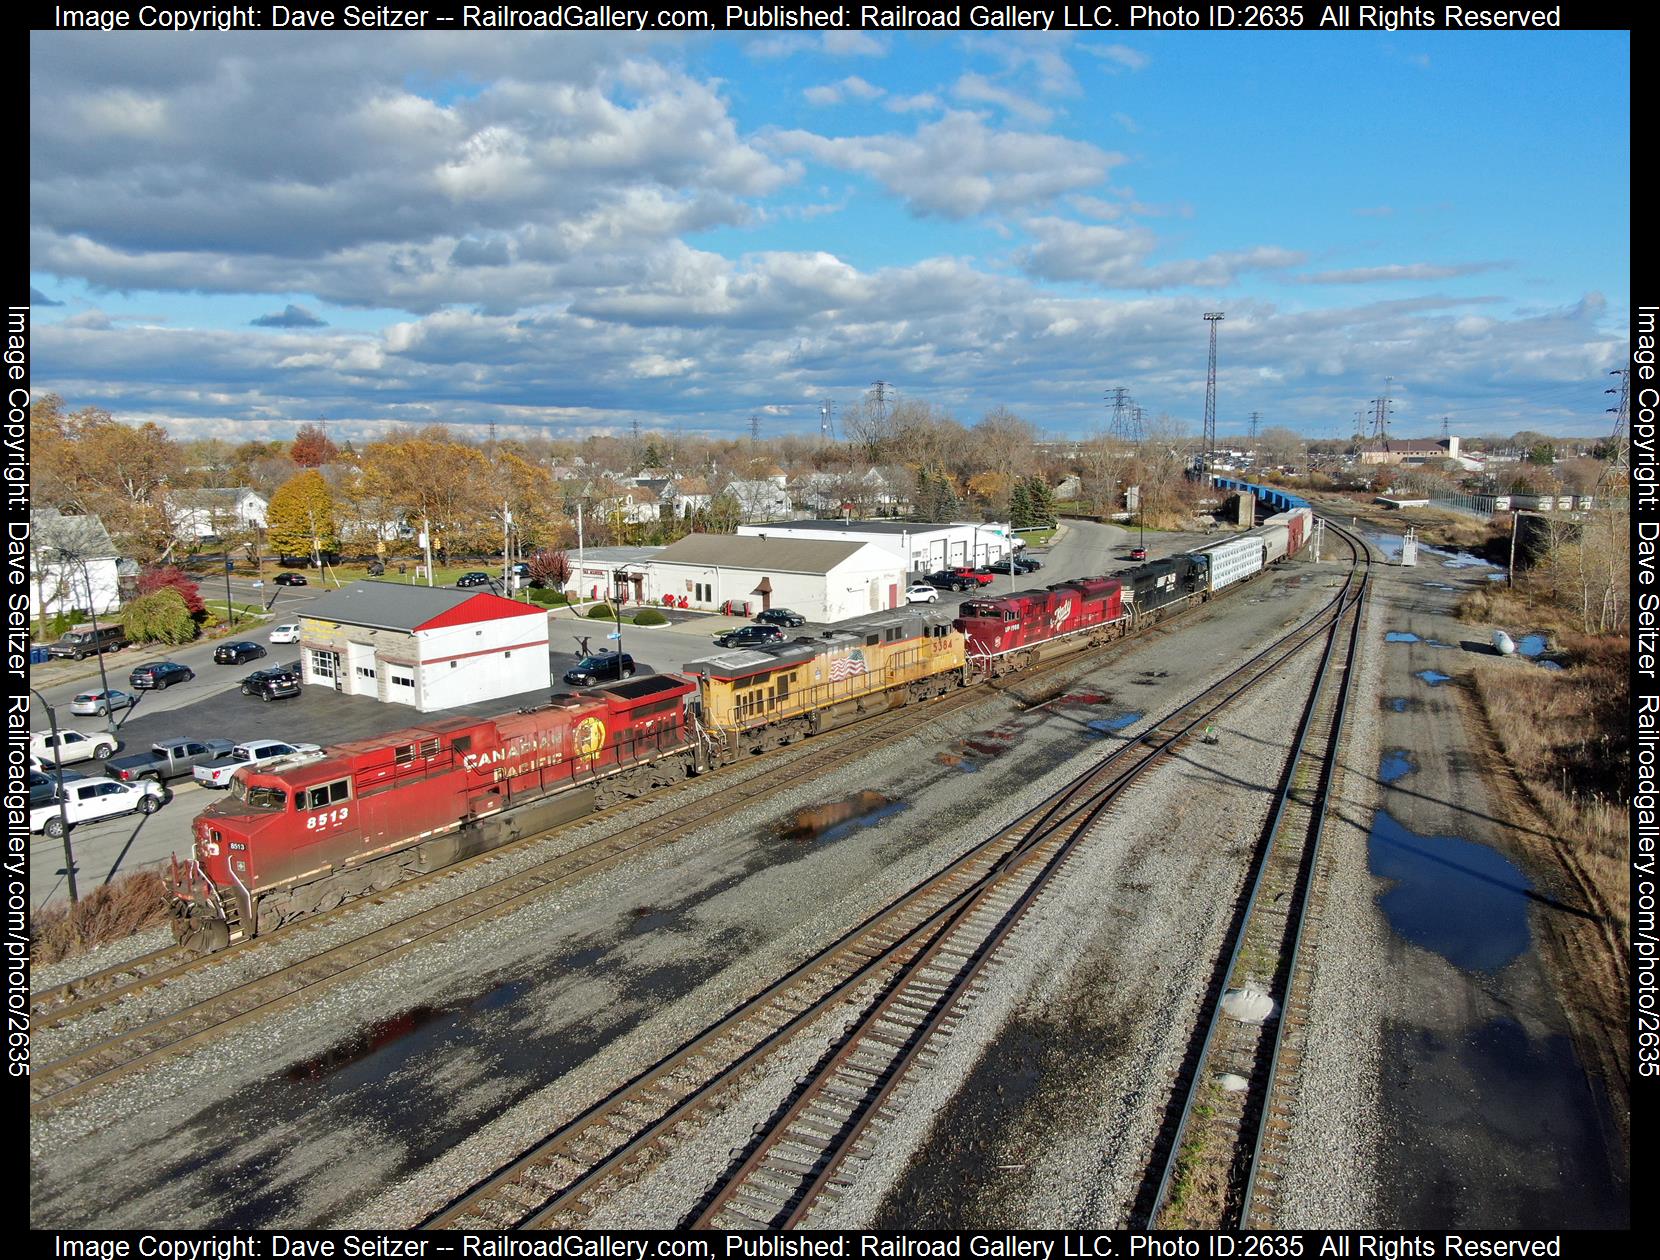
[682,606,966,761]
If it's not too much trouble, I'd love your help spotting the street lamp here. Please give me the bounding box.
[612,569,627,662]
[30,688,79,905]
[63,550,117,735]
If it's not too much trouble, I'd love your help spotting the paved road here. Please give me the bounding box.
[28,522,1161,908]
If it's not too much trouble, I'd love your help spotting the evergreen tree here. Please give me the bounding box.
[1010,481,1034,528]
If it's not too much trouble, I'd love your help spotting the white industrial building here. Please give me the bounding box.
[642,534,907,622]
[735,520,1017,576]
[298,582,549,712]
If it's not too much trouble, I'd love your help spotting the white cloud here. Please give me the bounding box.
[951,73,1053,125]
[1016,216,1305,288]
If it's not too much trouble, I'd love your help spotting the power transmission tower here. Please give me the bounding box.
[749,413,762,444]
[1440,415,1451,440]
[1368,378,1394,452]
[1249,410,1260,443]
[870,380,889,422]
[1202,312,1224,473]
[819,400,836,444]
[1602,367,1630,483]
[1106,386,1130,444]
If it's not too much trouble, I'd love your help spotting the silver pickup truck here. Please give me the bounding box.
[105,737,235,784]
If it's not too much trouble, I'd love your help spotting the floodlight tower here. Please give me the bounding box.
[1202,312,1224,475]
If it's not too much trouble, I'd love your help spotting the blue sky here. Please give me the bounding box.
[30,29,1629,444]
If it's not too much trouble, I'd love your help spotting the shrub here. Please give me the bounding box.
[527,548,572,589]
[586,603,617,620]
[632,608,668,626]
[137,565,206,616]
[33,870,171,965]
[121,588,198,644]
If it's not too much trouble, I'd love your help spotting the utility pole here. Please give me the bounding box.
[422,517,434,587]
[1202,312,1224,477]
[502,497,512,592]
[64,553,116,735]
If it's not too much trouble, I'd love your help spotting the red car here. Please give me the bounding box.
[1129,547,1148,561]
[951,567,997,587]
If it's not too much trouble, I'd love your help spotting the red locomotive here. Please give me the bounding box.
[953,576,1125,676]
[167,675,701,951]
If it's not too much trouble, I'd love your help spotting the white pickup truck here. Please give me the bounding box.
[31,777,166,837]
[194,739,323,789]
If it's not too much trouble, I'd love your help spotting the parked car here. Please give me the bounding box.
[951,567,997,587]
[563,653,636,686]
[753,608,806,628]
[106,737,236,784]
[1129,547,1148,561]
[268,623,300,644]
[257,672,304,702]
[69,689,136,717]
[240,663,301,696]
[46,625,129,660]
[714,624,785,649]
[195,739,323,789]
[30,729,117,765]
[905,582,940,604]
[129,661,195,690]
[274,572,308,587]
[924,570,973,592]
[30,777,166,837]
[30,767,87,808]
[1015,555,1043,572]
[456,571,493,588]
[214,641,267,665]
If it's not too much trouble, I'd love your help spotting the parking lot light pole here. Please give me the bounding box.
[68,553,118,736]
[612,569,626,662]
[30,688,79,905]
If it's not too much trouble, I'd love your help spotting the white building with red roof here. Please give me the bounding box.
[298,581,549,712]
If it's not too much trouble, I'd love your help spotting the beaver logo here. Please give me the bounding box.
[573,716,607,759]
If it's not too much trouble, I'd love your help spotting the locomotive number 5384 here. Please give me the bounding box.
[305,806,350,831]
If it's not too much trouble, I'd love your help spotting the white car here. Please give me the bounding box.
[268,623,300,644]
[30,729,117,766]
[194,739,323,788]
[905,582,940,604]
[30,777,165,837]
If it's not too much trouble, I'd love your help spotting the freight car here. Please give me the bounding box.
[168,674,701,950]
[682,605,965,760]
[952,576,1125,677]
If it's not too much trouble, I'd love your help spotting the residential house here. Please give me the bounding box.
[172,487,269,540]
[31,510,121,622]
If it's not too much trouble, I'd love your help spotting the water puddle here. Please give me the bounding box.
[286,1005,456,1082]
[1368,811,1531,973]
[1517,633,1548,657]
[1425,639,1454,649]
[1415,670,1451,686]
[1380,750,1416,783]
[1385,631,1420,643]
[1387,697,1409,712]
[1087,711,1143,735]
[774,790,909,843]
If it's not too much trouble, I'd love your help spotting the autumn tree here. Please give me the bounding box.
[136,566,206,617]
[122,588,197,645]
[291,423,339,468]
[267,471,339,559]
[527,549,572,589]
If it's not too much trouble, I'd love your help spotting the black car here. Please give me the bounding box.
[129,661,195,690]
[456,571,493,588]
[1014,555,1042,572]
[714,624,786,649]
[924,570,973,592]
[240,663,301,696]
[563,653,636,686]
[274,572,308,586]
[214,641,267,665]
[753,608,806,628]
[257,673,302,702]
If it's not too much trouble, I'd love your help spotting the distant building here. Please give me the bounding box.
[1358,436,1461,467]
[736,519,1015,574]
[172,487,268,539]
[31,510,121,623]
[723,478,794,521]
[298,581,549,712]
[643,534,907,622]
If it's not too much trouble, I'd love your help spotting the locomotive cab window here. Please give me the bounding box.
[303,780,351,810]
[451,735,472,755]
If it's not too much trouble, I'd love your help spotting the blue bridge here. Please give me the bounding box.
[1210,475,1310,515]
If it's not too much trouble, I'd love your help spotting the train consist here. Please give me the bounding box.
[166,507,1312,951]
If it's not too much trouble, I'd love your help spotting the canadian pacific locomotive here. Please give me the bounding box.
[166,507,1313,951]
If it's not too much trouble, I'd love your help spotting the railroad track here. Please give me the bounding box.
[1143,521,1369,1229]
[30,606,1206,1110]
[424,562,1363,1230]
